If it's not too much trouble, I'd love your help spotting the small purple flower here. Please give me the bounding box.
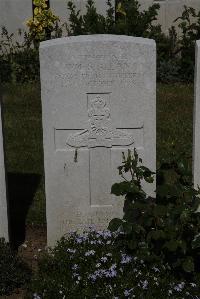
[96,263,101,268]
[88,273,97,282]
[121,254,132,264]
[124,288,133,297]
[106,253,112,257]
[100,256,108,263]
[85,250,95,256]
[141,280,148,289]
[67,248,76,254]
[90,240,97,245]
[152,266,160,273]
[168,290,173,295]
[104,264,117,278]
[72,264,78,271]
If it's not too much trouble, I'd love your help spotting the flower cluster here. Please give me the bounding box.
[30,228,200,299]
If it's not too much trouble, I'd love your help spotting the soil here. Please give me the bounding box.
[0,225,47,299]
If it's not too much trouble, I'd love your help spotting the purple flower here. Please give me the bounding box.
[96,263,101,268]
[121,254,132,264]
[124,288,133,297]
[85,250,95,256]
[106,253,112,257]
[72,264,78,270]
[100,256,108,263]
[152,266,160,273]
[173,282,185,292]
[104,264,117,278]
[141,280,148,289]
[67,248,76,254]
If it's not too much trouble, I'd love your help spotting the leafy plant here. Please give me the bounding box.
[27,229,200,299]
[0,238,31,296]
[174,5,200,81]
[26,0,61,46]
[66,0,161,37]
[0,26,40,83]
[109,149,200,276]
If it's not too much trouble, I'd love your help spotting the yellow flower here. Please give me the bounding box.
[116,2,126,16]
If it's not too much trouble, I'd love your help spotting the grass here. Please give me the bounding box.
[1,82,194,225]
[2,83,45,225]
[157,83,194,166]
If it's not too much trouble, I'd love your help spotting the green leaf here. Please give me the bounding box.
[164,240,178,252]
[144,176,154,183]
[108,218,123,232]
[128,239,137,250]
[182,256,194,273]
[122,222,133,234]
[153,205,167,216]
[111,182,130,196]
[147,230,165,241]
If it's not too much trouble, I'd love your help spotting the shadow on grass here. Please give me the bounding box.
[7,173,41,250]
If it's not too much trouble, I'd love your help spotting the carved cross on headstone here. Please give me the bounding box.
[65,93,135,207]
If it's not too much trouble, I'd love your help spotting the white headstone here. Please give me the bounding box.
[193,40,200,196]
[0,101,8,241]
[40,34,156,245]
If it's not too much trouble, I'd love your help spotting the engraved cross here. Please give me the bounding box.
[66,93,135,207]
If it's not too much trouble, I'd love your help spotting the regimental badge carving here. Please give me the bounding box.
[66,94,134,148]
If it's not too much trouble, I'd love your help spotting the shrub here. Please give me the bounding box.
[0,238,31,296]
[0,27,40,83]
[27,229,200,299]
[109,149,200,276]
[2,0,200,83]
[174,5,200,82]
[66,0,161,37]
[27,149,200,298]
[66,0,200,83]
[157,5,200,82]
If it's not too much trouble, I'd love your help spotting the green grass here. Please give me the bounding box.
[1,83,194,225]
[157,83,194,166]
[2,83,45,225]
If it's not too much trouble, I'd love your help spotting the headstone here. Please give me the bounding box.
[40,34,156,246]
[193,40,200,196]
[0,100,9,241]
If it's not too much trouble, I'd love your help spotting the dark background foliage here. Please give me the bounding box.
[1,0,200,83]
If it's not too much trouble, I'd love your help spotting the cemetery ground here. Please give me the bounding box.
[0,82,195,298]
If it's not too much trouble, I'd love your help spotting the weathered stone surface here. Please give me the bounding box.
[193,41,200,197]
[0,101,8,241]
[40,34,156,245]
